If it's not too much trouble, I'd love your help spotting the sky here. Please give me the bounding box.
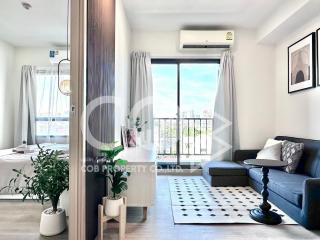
[152,63,219,118]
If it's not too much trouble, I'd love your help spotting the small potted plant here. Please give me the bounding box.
[1,146,69,236]
[100,144,130,217]
[135,117,148,133]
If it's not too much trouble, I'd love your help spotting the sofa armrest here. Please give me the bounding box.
[234,150,260,162]
[302,178,320,229]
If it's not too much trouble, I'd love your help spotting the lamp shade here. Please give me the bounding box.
[58,58,71,96]
[59,79,71,96]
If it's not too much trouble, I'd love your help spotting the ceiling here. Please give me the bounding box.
[122,0,291,31]
[0,0,314,47]
[0,0,68,47]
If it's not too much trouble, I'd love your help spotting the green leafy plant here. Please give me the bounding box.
[127,115,148,133]
[100,144,130,199]
[135,117,148,133]
[1,146,69,214]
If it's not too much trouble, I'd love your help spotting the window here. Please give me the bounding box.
[35,67,70,141]
[152,59,220,165]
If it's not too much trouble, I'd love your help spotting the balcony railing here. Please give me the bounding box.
[153,118,213,156]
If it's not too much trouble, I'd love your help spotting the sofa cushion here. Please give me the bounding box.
[203,160,247,176]
[275,136,320,178]
[256,141,282,161]
[282,140,304,173]
[249,168,309,207]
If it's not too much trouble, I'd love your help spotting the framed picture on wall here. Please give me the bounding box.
[317,28,320,86]
[288,32,316,93]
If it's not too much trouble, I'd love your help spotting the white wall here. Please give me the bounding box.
[132,29,276,149]
[274,15,320,140]
[0,44,54,149]
[0,40,16,149]
[115,0,132,142]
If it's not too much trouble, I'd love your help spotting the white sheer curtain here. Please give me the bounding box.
[35,66,70,144]
[14,65,37,146]
[211,51,239,161]
[130,52,153,145]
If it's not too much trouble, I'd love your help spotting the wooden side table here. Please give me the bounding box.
[98,197,127,240]
[244,159,288,225]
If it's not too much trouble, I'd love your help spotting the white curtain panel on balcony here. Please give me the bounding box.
[211,51,239,161]
[130,52,153,144]
[14,65,37,146]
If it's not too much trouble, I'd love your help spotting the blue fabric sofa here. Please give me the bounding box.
[234,136,320,229]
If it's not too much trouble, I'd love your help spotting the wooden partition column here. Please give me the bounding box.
[86,0,115,239]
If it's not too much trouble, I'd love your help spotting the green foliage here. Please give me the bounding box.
[100,144,130,199]
[1,146,69,213]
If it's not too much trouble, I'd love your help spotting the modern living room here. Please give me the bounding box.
[1,0,320,239]
[102,0,320,239]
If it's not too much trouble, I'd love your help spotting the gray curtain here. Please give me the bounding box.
[14,65,37,146]
[130,52,153,144]
[211,51,239,161]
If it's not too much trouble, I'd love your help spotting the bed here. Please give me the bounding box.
[0,144,69,195]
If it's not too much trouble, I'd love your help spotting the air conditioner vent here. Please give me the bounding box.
[180,30,234,51]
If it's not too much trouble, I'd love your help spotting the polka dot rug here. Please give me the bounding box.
[169,176,297,224]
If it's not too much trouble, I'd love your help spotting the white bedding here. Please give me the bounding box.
[0,144,69,195]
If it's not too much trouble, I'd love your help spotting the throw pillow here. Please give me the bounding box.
[256,142,282,161]
[282,140,304,174]
[264,138,284,148]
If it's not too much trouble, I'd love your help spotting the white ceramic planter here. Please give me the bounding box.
[105,197,124,217]
[39,208,66,236]
[59,190,69,216]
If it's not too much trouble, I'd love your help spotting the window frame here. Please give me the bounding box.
[35,70,70,138]
[151,58,220,166]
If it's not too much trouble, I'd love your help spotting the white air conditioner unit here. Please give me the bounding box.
[179,30,234,50]
[49,49,68,64]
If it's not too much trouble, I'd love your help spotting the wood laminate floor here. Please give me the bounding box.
[0,176,319,240]
[0,201,68,240]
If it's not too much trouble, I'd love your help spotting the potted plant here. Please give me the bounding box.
[1,146,69,236]
[100,144,130,217]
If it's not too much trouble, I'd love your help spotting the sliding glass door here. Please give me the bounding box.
[152,59,220,165]
[152,63,178,163]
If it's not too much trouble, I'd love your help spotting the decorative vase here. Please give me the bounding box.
[39,208,67,236]
[105,197,124,217]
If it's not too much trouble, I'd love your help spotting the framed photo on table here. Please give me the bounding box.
[288,32,316,93]
[121,126,128,148]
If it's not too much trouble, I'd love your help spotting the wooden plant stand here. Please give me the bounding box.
[98,197,127,240]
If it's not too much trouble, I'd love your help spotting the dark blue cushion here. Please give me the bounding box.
[203,160,247,176]
[249,168,309,207]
